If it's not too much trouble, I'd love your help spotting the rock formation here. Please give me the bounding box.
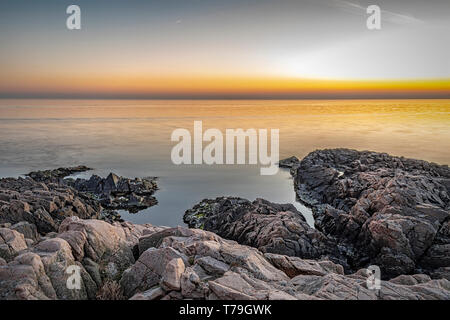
[2,218,448,300]
[282,149,450,279]
[1,154,449,300]
[0,167,158,234]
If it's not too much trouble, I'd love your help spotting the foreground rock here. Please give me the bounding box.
[124,226,450,300]
[0,217,163,299]
[1,218,449,300]
[283,149,450,279]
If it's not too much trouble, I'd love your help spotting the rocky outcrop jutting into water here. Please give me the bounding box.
[282,149,450,279]
[0,167,158,234]
[183,197,337,262]
[66,172,158,213]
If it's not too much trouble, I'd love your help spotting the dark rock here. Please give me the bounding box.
[0,167,158,234]
[11,221,40,242]
[286,149,450,278]
[66,173,158,213]
[99,209,124,224]
[279,156,301,176]
[27,166,92,184]
[0,176,101,234]
[184,150,449,280]
[183,197,345,266]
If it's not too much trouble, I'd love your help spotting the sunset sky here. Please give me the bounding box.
[0,0,449,99]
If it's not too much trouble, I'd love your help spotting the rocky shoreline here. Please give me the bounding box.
[184,149,450,281]
[282,149,450,279]
[1,149,449,300]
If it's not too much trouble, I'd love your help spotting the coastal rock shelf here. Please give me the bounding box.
[1,217,449,300]
[0,167,158,233]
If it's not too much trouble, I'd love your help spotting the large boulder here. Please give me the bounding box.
[11,221,40,242]
[0,228,28,262]
[0,217,157,300]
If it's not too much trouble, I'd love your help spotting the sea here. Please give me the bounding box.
[0,99,449,227]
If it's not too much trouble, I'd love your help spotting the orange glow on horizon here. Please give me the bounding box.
[1,73,449,98]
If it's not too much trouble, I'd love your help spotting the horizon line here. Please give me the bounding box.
[1,94,449,100]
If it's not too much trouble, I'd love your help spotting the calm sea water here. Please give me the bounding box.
[0,99,449,227]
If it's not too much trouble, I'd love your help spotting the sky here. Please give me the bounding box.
[0,0,449,99]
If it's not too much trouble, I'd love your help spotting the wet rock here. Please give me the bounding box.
[278,156,301,176]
